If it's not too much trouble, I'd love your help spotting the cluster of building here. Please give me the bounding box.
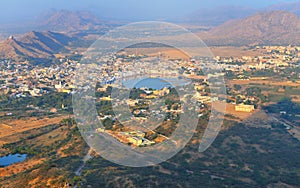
[213,46,300,113]
[216,45,300,76]
[1,45,300,139]
[0,59,77,97]
[235,104,255,112]
[96,128,155,147]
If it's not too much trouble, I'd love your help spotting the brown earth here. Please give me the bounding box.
[213,101,258,121]
[0,116,67,146]
[124,46,263,59]
[0,158,45,177]
[229,80,300,87]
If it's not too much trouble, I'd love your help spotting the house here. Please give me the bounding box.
[96,127,105,133]
[140,93,147,98]
[50,108,57,113]
[130,131,145,138]
[235,104,255,112]
[126,99,138,107]
[128,137,143,146]
[100,96,112,101]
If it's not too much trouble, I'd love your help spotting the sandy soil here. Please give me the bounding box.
[213,101,257,121]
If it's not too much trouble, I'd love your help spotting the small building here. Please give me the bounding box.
[280,111,287,115]
[126,99,138,107]
[145,94,157,99]
[140,93,147,98]
[128,137,143,146]
[96,127,105,133]
[235,104,255,112]
[194,84,205,91]
[130,131,145,138]
[97,87,107,92]
[50,108,57,113]
[100,96,112,101]
[61,89,71,94]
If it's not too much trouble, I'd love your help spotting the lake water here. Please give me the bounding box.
[123,77,189,90]
[0,154,27,167]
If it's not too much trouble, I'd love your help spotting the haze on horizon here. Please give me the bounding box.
[1,0,299,23]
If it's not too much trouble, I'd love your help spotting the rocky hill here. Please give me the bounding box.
[0,31,75,60]
[37,9,109,32]
[200,11,300,46]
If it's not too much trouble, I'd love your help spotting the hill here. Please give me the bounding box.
[0,31,75,60]
[36,9,109,32]
[187,6,256,26]
[267,2,300,17]
[200,11,300,46]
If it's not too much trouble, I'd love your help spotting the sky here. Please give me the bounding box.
[0,0,299,23]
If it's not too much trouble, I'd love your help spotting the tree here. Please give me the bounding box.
[233,84,242,91]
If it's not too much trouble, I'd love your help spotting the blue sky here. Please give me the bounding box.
[1,0,299,23]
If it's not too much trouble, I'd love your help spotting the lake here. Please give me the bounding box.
[0,154,27,167]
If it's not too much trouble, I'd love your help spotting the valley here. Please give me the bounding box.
[0,3,300,187]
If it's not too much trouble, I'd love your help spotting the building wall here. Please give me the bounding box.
[235,104,255,112]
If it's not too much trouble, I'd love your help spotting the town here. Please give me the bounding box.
[1,45,300,146]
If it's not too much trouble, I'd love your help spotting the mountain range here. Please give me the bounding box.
[36,9,110,33]
[266,2,300,17]
[187,2,300,26]
[199,10,300,46]
[1,9,300,61]
[187,6,256,26]
[0,31,75,60]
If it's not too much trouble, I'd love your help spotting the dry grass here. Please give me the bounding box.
[0,116,67,146]
[289,126,300,141]
[0,116,71,178]
[210,46,264,57]
[33,124,68,149]
[229,80,300,87]
[125,46,265,59]
[291,95,300,103]
[0,158,45,177]
[124,47,190,60]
